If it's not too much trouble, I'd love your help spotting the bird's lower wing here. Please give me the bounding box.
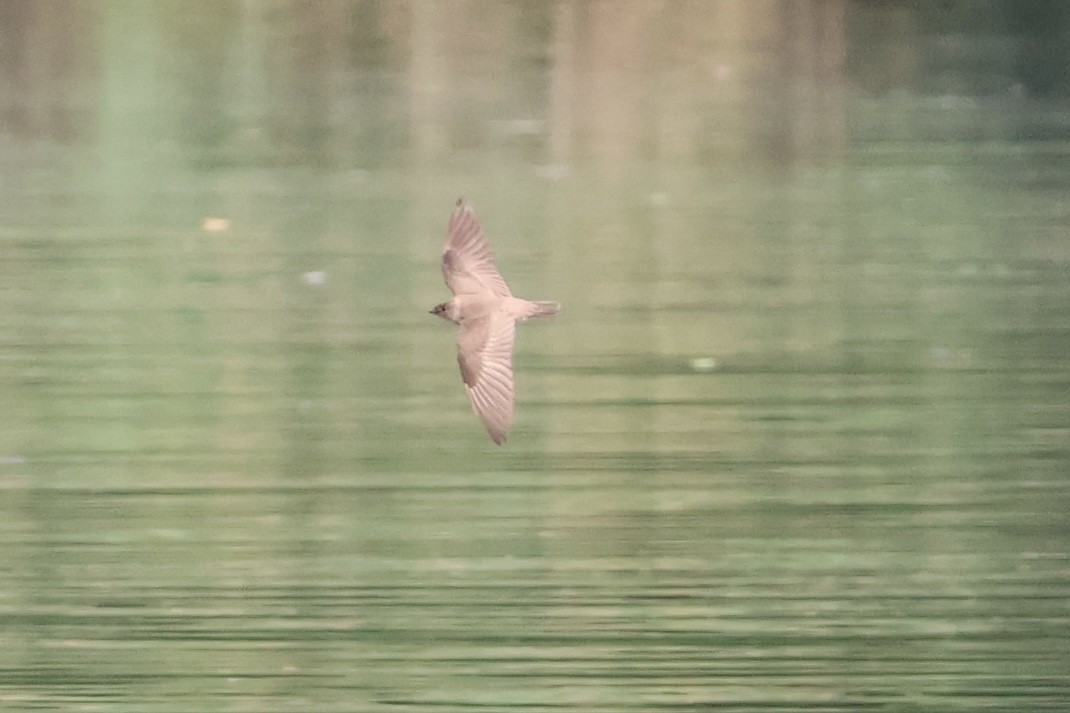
[458,314,516,445]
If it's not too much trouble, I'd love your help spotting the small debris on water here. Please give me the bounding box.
[201,217,231,233]
[689,357,718,372]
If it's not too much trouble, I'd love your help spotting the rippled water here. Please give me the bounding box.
[3,160,1067,711]
[2,4,1070,712]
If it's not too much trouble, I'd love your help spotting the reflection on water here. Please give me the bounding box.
[2,3,1069,711]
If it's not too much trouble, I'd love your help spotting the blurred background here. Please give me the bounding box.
[1,1,1069,710]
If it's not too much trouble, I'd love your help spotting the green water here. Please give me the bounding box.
[1,3,1069,711]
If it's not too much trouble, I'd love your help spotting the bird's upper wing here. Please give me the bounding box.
[442,200,513,297]
[457,311,516,444]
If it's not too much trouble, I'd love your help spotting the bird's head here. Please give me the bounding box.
[429,302,455,322]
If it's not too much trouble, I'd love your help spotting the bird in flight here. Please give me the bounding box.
[431,199,560,444]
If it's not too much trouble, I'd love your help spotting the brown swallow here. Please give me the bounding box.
[431,199,560,444]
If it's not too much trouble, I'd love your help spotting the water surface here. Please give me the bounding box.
[1,3,1069,711]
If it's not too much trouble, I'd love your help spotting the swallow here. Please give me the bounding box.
[431,199,560,444]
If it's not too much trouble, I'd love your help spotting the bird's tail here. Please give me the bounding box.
[525,300,561,319]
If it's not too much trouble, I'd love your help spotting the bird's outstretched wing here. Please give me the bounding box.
[442,199,513,297]
[457,312,516,444]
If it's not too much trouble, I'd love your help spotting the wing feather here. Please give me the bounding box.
[456,312,516,444]
[442,200,513,297]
